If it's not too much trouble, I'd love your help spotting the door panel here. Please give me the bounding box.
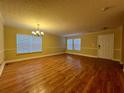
[98,34,114,59]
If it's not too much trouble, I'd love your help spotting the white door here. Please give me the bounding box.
[98,34,114,59]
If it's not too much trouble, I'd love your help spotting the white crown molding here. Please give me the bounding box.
[82,26,122,36]
[63,33,83,37]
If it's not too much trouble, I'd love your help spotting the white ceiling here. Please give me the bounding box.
[0,0,124,36]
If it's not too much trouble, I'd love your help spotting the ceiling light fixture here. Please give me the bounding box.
[32,24,44,36]
[101,6,112,12]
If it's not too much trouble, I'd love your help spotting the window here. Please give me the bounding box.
[67,39,73,50]
[67,38,81,51]
[17,34,42,54]
[74,39,81,50]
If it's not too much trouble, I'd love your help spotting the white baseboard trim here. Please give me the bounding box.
[0,62,5,77]
[120,62,124,72]
[66,52,121,63]
[5,52,64,64]
[66,52,98,58]
[113,59,121,62]
[118,60,124,65]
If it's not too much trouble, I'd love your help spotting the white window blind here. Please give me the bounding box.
[17,34,42,54]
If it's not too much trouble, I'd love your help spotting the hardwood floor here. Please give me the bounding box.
[0,54,124,93]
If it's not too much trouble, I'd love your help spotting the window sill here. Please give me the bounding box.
[16,51,43,55]
[67,50,81,51]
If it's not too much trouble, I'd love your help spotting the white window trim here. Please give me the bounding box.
[67,38,81,51]
[16,34,43,54]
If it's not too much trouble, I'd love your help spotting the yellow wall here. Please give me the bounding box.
[4,26,65,61]
[121,26,124,63]
[4,25,123,62]
[0,14,4,64]
[66,27,122,61]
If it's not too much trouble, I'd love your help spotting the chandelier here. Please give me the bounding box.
[32,24,44,36]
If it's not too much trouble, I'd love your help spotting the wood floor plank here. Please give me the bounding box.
[0,54,124,93]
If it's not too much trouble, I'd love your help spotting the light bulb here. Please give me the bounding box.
[36,31,40,36]
[36,31,40,34]
[41,32,44,35]
[32,31,36,35]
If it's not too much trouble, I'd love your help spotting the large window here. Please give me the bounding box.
[67,38,81,51]
[67,39,73,50]
[74,39,81,50]
[17,34,42,54]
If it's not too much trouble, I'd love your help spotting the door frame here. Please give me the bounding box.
[97,33,114,60]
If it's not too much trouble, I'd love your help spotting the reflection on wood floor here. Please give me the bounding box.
[0,54,124,93]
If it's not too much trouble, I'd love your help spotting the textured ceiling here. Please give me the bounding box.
[0,0,124,35]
